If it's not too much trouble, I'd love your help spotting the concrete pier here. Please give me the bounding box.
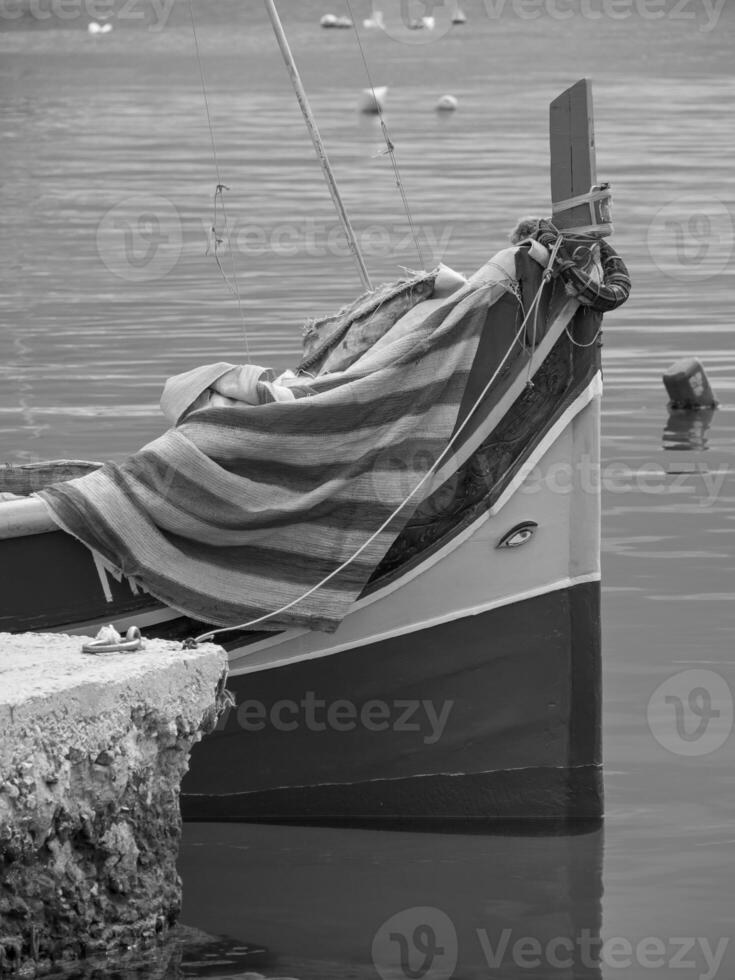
[0,631,228,976]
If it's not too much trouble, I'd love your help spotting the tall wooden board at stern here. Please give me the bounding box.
[549,79,610,236]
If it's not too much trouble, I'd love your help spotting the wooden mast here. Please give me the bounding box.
[263,0,373,291]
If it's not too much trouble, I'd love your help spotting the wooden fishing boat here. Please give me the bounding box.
[0,76,626,826]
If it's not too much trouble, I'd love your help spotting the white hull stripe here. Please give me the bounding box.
[228,574,600,676]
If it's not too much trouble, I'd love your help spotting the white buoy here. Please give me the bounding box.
[320,13,352,28]
[87,20,112,33]
[436,94,458,112]
[363,10,385,29]
[359,86,387,115]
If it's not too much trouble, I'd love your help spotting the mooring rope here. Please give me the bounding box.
[191,251,567,645]
[344,0,427,269]
[188,0,252,362]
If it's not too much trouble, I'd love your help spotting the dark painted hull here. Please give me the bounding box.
[0,528,158,633]
[181,581,602,824]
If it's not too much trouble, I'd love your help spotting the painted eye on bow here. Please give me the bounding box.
[496,521,538,549]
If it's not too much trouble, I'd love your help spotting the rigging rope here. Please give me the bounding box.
[525,235,563,387]
[188,0,252,362]
[344,0,427,270]
[192,248,567,645]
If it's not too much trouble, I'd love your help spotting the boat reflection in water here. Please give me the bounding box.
[178,823,603,979]
[662,408,715,451]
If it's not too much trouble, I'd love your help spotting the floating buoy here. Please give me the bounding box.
[401,14,433,29]
[321,13,352,28]
[436,94,458,112]
[662,357,718,410]
[359,86,387,115]
[363,10,384,29]
[87,20,112,33]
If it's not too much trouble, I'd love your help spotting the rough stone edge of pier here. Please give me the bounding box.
[0,631,229,977]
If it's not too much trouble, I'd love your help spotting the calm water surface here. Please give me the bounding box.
[1,2,734,977]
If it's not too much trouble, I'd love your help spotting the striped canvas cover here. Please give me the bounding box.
[39,274,514,633]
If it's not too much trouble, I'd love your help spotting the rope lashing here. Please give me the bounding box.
[535,219,631,314]
[551,183,613,235]
[206,183,245,302]
[205,184,227,257]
